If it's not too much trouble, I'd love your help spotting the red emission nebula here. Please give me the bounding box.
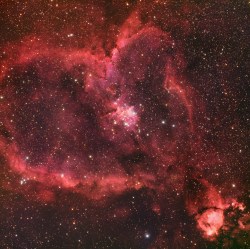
[0,1,249,249]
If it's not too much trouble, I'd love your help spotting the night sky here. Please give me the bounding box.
[0,1,249,248]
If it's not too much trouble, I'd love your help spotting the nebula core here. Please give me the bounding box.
[0,1,249,249]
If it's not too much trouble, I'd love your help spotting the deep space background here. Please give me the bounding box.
[0,1,249,248]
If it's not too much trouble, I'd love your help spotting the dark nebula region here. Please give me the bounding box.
[0,1,249,248]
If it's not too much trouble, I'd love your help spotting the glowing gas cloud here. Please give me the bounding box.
[0,1,249,248]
